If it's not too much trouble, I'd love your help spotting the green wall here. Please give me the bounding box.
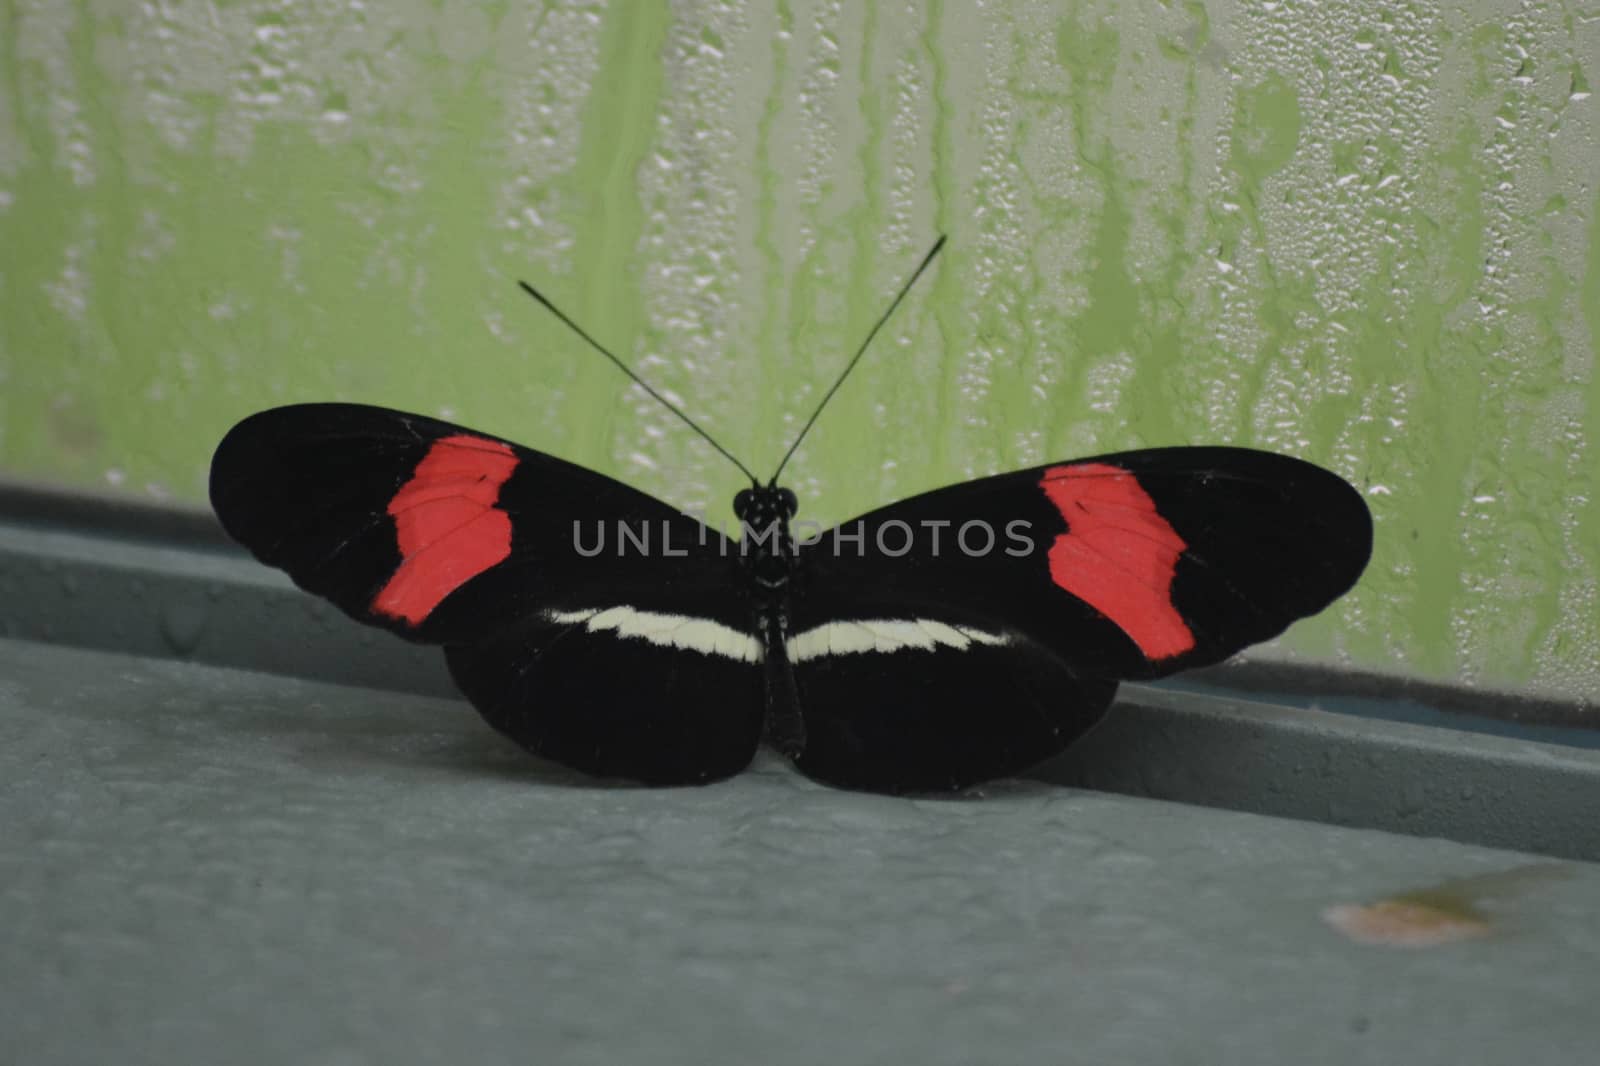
[1,1,1597,699]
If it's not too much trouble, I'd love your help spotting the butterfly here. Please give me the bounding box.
[209,240,1372,793]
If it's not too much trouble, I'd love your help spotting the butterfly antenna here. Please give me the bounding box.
[769,235,946,485]
[516,280,761,486]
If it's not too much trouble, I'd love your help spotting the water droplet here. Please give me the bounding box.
[160,601,209,656]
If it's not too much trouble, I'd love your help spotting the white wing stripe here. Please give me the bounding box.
[546,607,761,663]
[787,619,1008,663]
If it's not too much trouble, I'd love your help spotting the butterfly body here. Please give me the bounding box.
[728,485,808,758]
[210,403,1372,794]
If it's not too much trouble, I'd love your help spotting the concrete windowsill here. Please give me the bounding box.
[3,494,1598,1064]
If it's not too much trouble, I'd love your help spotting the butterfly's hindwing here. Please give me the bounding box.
[778,608,1117,792]
[446,608,764,785]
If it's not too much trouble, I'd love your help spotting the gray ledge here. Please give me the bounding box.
[1,505,1596,861]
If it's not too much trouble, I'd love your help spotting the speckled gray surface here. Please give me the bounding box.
[3,638,1597,1065]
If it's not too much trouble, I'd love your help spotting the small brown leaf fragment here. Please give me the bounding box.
[1323,898,1491,947]
[1324,863,1571,948]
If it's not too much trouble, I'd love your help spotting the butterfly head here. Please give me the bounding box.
[734,485,798,530]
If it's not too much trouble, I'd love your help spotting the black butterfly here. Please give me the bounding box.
[210,241,1372,793]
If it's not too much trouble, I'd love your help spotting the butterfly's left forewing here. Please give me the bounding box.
[211,403,764,784]
[785,447,1371,791]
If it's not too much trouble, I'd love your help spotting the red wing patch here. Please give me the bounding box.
[1039,462,1195,661]
[371,435,518,625]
